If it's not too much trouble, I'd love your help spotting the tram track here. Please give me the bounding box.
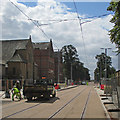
[80,88,92,120]
[48,87,89,120]
[3,102,41,118]
[2,86,90,119]
[2,85,79,110]
[2,100,25,110]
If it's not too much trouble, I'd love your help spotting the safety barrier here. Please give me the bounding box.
[102,72,120,109]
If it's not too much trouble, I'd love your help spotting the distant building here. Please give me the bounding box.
[54,51,64,83]
[1,36,36,84]
[33,40,55,82]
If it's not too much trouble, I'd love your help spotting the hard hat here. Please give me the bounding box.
[17,80,20,83]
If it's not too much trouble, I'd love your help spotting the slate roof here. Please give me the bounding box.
[8,53,26,63]
[0,39,30,63]
[33,42,50,49]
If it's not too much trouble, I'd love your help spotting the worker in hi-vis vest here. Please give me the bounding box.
[12,81,21,101]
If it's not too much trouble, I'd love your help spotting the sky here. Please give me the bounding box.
[0,0,119,80]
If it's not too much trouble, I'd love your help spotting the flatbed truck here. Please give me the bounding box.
[23,79,56,101]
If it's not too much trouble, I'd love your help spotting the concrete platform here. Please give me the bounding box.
[95,87,120,120]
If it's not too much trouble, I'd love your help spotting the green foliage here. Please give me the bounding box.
[61,45,90,82]
[94,53,116,82]
[107,1,120,52]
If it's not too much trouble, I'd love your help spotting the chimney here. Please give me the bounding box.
[29,35,31,40]
[50,39,52,43]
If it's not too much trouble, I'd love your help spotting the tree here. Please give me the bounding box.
[94,68,99,82]
[61,45,90,82]
[94,53,116,82]
[107,1,120,53]
[61,45,79,79]
[96,53,112,78]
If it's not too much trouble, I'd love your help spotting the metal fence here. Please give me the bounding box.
[111,77,119,108]
[103,74,120,109]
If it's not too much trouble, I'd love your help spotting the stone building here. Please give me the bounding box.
[0,60,5,79]
[1,36,37,84]
[33,40,55,82]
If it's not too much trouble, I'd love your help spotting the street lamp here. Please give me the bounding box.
[71,63,72,84]
[101,48,112,79]
[101,48,112,97]
[97,56,102,85]
[58,49,60,84]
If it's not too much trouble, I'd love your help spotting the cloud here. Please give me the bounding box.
[1,0,118,79]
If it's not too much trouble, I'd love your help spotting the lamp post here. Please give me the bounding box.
[101,48,112,79]
[101,48,111,97]
[97,56,102,85]
[58,49,60,84]
[71,63,72,84]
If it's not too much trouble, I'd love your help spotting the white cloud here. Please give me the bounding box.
[1,0,118,79]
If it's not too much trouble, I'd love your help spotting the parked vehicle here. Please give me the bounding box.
[23,79,56,101]
[81,81,86,85]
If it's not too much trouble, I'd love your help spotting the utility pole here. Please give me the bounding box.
[101,48,111,97]
[100,57,102,85]
[58,49,60,83]
[101,48,111,79]
[98,56,102,85]
[105,49,107,79]
[71,63,72,84]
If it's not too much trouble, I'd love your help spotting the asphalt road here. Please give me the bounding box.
[1,85,108,119]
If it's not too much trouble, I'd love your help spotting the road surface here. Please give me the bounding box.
[1,85,108,119]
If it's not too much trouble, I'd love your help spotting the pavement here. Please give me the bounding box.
[57,85,78,91]
[94,86,120,120]
[0,91,5,98]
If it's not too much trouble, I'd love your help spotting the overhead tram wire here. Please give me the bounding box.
[8,0,50,40]
[31,13,112,27]
[8,0,112,29]
[73,0,88,69]
[8,0,112,54]
[8,0,61,52]
[32,13,112,23]
[30,19,94,27]
[9,0,112,28]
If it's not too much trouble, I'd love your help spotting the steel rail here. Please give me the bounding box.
[48,87,87,120]
[80,87,92,120]
[57,85,80,97]
[2,100,25,110]
[2,85,79,110]
[2,102,41,119]
[2,86,87,119]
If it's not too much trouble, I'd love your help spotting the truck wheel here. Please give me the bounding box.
[52,91,56,97]
[27,97,32,101]
[52,94,56,97]
[44,94,50,100]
